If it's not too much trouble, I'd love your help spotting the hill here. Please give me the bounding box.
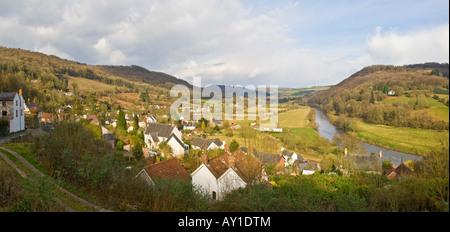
[308,63,449,131]
[96,65,191,89]
[0,46,190,113]
[0,46,190,90]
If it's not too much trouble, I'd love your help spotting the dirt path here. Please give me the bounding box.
[0,146,112,212]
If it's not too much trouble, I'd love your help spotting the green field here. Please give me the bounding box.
[277,107,310,128]
[355,120,449,155]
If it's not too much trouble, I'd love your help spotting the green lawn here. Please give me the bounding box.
[355,120,449,155]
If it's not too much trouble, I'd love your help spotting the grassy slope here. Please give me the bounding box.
[384,95,449,122]
[355,120,449,155]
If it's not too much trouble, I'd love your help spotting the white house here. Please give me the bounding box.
[191,149,268,200]
[0,90,25,133]
[144,123,188,158]
[191,137,225,150]
[281,148,304,166]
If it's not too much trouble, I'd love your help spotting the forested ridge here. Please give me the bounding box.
[0,46,187,112]
[308,64,449,131]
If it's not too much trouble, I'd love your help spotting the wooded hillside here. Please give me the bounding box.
[308,64,449,131]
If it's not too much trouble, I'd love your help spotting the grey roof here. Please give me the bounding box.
[192,137,207,148]
[212,138,223,146]
[297,161,318,171]
[255,152,282,165]
[192,137,223,149]
[102,133,115,141]
[0,92,17,101]
[144,123,174,138]
[150,132,160,143]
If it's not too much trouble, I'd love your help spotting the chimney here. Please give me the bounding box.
[19,89,22,95]
[379,150,382,159]
[201,153,208,164]
[228,155,235,168]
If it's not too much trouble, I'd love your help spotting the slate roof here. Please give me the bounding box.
[144,123,174,138]
[0,92,17,101]
[142,157,191,182]
[25,103,41,113]
[192,137,223,149]
[255,152,282,165]
[297,161,318,171]
[102,133,115,142]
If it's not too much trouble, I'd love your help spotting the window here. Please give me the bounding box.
[212,191,216,200]
[16,110,18,117]
[2,111,6,116]
[21,109,23,116]
[16,100,18,106]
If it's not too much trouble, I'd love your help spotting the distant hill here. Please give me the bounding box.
[96,65,191,89]
[0,46,190,90]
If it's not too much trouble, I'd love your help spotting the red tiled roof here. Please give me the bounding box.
[143,157,191,182]
[395,163,412,177]
[205,149,265,183]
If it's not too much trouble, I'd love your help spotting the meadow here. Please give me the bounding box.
[355,120,449,156]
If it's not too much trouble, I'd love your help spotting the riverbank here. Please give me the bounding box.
[324,111,448,156]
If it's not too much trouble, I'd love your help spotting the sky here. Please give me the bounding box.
[0,0,448,88]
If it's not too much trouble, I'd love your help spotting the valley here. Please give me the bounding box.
[0,46,449,212]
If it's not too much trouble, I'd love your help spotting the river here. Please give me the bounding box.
[313,108,423,167]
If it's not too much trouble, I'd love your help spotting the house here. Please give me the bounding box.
[24,102,42,122]
[297,160,320,175]
[0,90,25,133]
[191,147,268,200]
[191,137,225,150]
[146,115,157,124]
[102,133,115,148]
[384,163,412,179]
[136,157,191,185]
[387,90,396,96]
[255,152,285,174]
[209,119,223,127]
[101,126,109,135]
[281,148,304,166]
[144,123,188,158]
[80,114,100,125]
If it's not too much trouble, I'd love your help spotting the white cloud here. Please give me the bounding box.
[0,0,448,88]
[365,24,449,65]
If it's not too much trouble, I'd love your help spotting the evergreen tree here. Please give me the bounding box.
[132,114,139,133]
[117,109,127,131]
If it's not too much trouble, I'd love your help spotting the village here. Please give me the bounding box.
[1,88,414,202]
